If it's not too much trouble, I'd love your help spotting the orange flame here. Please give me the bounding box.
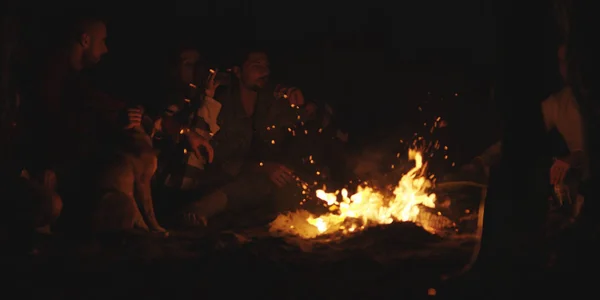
[270,150,437,239]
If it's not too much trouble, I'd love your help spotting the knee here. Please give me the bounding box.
[185,189,229,218]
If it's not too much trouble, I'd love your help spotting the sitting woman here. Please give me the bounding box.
[150,46,219,221]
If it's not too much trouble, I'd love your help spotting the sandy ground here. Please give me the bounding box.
[5,183,590,299]
[1,181,486,299]
[3,205,596,299]
[1,218,478,300]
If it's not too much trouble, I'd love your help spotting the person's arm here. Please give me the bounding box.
[557,88,585,158]
[541,94,557,132]
[475,141,503,168]
[560,150,585,169]
[195,95,221,134]
[24,70,68,171]
[86,90,127,130]
[149,98,187,139]
[543,88,585,165]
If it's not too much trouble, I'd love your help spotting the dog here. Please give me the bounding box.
[90,121,166,235]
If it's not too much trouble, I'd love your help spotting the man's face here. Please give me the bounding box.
[239,52,270,90]
[82,22,108,66]
[179,49,200,84]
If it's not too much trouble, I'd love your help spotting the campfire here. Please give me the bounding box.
[270,149,445,239]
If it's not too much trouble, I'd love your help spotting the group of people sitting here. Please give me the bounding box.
[5,17,586,255]
[3,17,346,242]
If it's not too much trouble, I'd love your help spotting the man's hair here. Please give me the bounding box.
[230,44,268,68]
[171,42,205,65]
[60,17,106,45]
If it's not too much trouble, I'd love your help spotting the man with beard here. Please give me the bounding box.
[159,48,312,226]
[14,17,144,235]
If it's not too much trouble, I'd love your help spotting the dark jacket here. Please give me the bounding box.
[18,55,124,172]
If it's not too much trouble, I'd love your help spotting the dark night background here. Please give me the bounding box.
[5,2,598,298]
[16,0,519,166]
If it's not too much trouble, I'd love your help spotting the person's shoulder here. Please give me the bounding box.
[556,86,575,104]
[214,86,241,107]
[544,86,576,108]
[542,87,565,107]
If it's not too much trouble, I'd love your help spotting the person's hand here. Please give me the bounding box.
[148,223,168,236]
[550,158,570,185]
[153,117,163,133]
[274,85,305,107]
[262,162,294,187]
[205,69,221,98]
[125,106,143,129]
[161,116,182,136]
[186,131,214,163]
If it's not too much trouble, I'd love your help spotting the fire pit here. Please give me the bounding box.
[257,148,484,282]
[270,150,458,240]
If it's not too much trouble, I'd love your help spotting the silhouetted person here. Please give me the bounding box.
[15,17,144,235]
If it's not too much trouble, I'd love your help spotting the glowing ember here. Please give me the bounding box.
[270,149,438,239]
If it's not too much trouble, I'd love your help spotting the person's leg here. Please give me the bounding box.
[22,169,64,234]
[563,169,584,224]
[56,154,138,234]
[270,180,306,213]
[34,191,62,234]
[53,160,89,234]
[182,171,275,226]
[1,173,62,254]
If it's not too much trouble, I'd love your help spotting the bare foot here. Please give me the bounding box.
[149,225,169,237]
[133,217,150,231]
